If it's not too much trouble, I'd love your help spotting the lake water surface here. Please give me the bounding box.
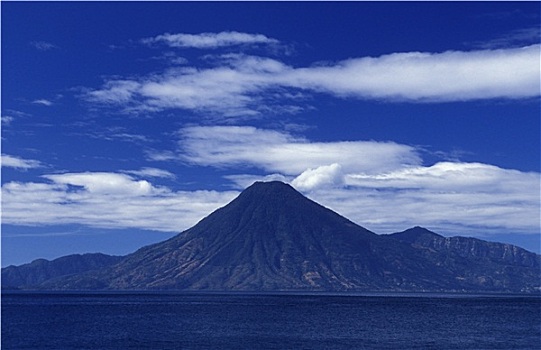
[2,292,540,349]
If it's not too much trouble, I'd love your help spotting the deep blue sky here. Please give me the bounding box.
[2,2,540,266]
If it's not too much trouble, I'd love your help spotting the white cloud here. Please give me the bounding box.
[89,55,293,117]
[1,162,538,237]
[86,80,140,105]
[86,45,540,116]
[469,26,541,49]
[292,164,345,191]
[306,170,540,236]
[1,154,43,170]
[313,161,540,234]
[30,41,57,51]
[142,31,279,49]
[42,172,158,196]
[345,162,537,193]
[124,167,176,179]
[1,115,14,125]
[2,172,238,232]
[144,149,177,162]
[285,45,540,102]
[32,99,53,106]
[178,126,421,175]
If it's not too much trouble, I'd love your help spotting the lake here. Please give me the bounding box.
[2,292,540,349]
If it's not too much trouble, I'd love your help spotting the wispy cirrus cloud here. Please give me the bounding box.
[30,41,57,51]
[1,154,43,170]
[142,31,279,49]
[124,167,176,179]
[85,55,296,117]
[1,115,14,125]
[32,99,54,106]
[144,149,177,162]
[86,127,152,144]
[85,44,540,117]
[468,27,541,49]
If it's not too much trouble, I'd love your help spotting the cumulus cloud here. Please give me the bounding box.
[2,172,238,232]
[142,31,279,49]
[178,126,421,175]
[85,45,540,116]
[1,154,43,170]
[292,164,345,191]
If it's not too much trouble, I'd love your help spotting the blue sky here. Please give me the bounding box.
[2,2,540,267]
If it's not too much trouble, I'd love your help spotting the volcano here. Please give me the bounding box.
[4,181,540,292]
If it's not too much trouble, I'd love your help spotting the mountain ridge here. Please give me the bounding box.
[1,253,123,289]
[3,181,540,293]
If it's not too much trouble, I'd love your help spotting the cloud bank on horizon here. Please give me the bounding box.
[2,123,539,236]
[2,22,540,257]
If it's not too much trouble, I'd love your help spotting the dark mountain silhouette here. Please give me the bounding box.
[392,226,537,267]
[3,181,540,293]
[1,253,122,289]
[389,226,540,291]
